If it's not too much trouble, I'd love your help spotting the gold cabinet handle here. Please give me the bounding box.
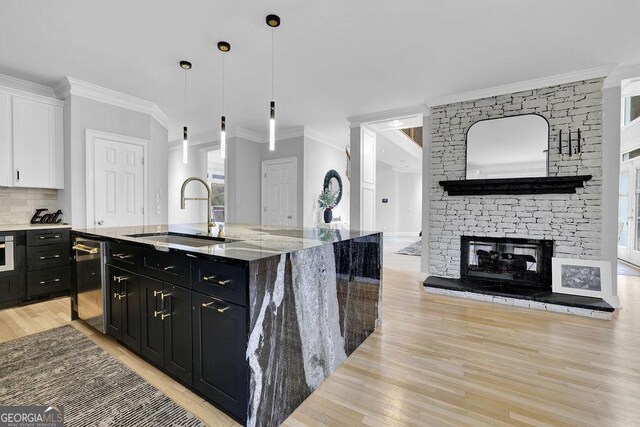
[114,253,132,260]
[113,275,127,283]
[40,278,61,285]
[153,290,164,297]
[202,276,231,286]
[163,265,176,271]
[161,312,171,320]
[73,244,98,254]
[39,254,61,260]
[153,310,163,318]
[202,301,230,313]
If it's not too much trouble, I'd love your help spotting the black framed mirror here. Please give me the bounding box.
[323,169,343,207]
[465,113,550,180]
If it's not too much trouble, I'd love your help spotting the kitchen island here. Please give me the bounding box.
[71,223,382,427]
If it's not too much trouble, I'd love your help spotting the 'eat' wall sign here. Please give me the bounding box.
[31,208,63,224]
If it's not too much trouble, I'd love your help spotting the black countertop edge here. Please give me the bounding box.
[424,275,614,312]
[71,229,252,267]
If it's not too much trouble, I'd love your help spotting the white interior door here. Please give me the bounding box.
[360,128,376,231]
[618,166,631,261]
[93,138,144,227]
[262,158,296,227]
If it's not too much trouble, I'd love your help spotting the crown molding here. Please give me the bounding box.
[347,104,429,127]
[0,73,57,98]
[234,126,263,143]
[304,127,341,149]
[54,76,169,129]
[426,64,616,107]
[604,63,640,89]
[168,126,264,150]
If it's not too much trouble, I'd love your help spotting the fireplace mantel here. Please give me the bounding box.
[439,175,592,196]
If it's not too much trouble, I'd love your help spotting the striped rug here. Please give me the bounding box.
[0,325,204,426]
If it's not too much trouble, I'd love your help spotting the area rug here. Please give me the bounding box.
[0,325,204,426]
[397,241,422,256]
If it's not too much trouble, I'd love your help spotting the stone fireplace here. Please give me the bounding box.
[460,236,553,287]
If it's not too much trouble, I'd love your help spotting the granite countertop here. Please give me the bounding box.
[0,223,73,232]
[72,223,380,262]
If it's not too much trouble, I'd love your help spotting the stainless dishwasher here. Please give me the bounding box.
[73,238,107,333]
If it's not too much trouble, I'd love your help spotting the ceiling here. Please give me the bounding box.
[376,130,422,173]
[1,1,640,147]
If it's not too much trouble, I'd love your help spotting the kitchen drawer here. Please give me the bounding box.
[27,266,70,297]
[107,242,139,272]
[191,259,247,307]
[26,229,70,247]
[0,273,25,303]
[27,243,70,271]
[139,249,190,288]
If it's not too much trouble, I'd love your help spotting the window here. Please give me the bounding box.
[624,95,640,125]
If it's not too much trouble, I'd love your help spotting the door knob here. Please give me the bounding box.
[97,220,105,225]
[287,215,292,219]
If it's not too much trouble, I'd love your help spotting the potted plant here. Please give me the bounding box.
[318,190,337,223]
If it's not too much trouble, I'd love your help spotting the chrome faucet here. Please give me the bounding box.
[180,177,214,234]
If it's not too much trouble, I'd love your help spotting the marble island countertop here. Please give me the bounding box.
[72,223,380,262]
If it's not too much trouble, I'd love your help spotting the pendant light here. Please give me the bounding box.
[266,14,280,151]
[180,60,192,164]
[218,41,231,160]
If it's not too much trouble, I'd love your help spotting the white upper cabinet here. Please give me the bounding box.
[10,94,64,189]
[0,92,10,187]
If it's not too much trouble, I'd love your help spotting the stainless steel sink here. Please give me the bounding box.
[125,232,237,248]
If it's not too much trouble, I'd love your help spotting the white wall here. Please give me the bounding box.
[226,137,262,225]
[303,137,350,227]
[375,161,421,235]
[57,95,168,227]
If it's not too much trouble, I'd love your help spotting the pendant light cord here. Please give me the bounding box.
[222,54,225,113]
[271,29,275,100]
[184,68,187,125]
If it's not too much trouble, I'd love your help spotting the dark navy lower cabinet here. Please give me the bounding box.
[192,292,248,420]
[140,276,165,366]
[139,276,193,385]
[106,265,141,354]
[163,284,192,385]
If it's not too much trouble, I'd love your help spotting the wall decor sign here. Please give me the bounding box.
[30,208,63,224]
[552,257,611,299]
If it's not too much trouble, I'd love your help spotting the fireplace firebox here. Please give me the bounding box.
[461,236,553,287]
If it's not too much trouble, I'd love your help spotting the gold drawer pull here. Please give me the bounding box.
[113,275,127,283]
[161,312,171,320]
[40,278,61,285]
[202,276,231,286]
[163,265,176,271]
[153,290,164,297]
[39,255,61,260]
[202,301,230,313]
[114,253,132,260]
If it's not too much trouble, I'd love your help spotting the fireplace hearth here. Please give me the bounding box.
[461,236,553,287]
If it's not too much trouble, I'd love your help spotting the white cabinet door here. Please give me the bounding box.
[12,96,64,189]
[0,92,10,187]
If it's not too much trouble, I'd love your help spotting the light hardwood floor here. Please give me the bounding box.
[2,237,640,426]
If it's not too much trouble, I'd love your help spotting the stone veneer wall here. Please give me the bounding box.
[0,188,58,225]
[429,78,604,278]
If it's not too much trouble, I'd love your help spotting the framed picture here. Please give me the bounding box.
[552,258,611,298]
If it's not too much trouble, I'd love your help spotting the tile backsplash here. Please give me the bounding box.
[0,188,59,225]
